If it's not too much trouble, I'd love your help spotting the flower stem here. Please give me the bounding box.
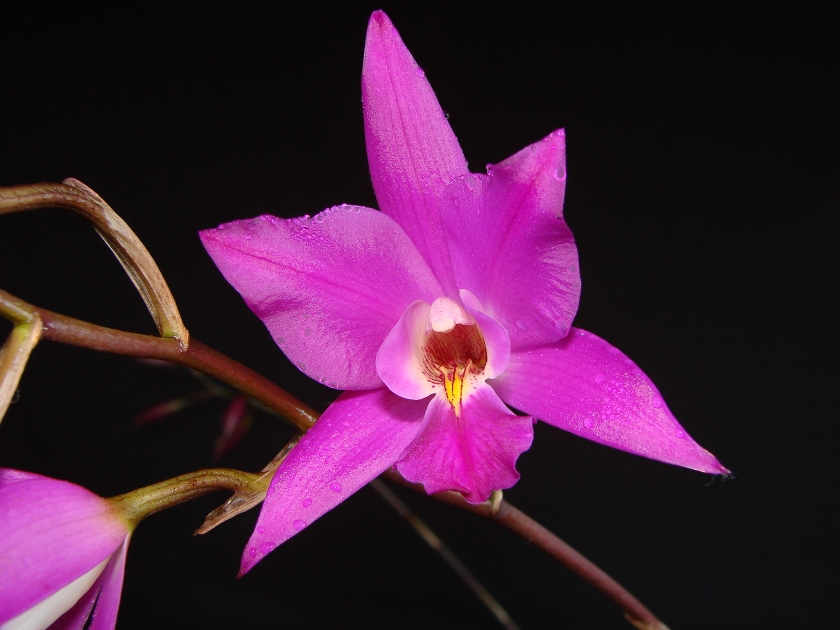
[0,289,318,432]
[109,468,264,527]
[370,478,521,630]
[384,473,668,630]
[0,287,667,629]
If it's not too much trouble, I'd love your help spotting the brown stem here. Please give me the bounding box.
[0,287,666,629]
[0,289,317,432]
[0,181,188,342]
[383,473,667,630]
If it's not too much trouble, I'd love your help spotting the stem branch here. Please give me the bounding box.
[0,287,666,629]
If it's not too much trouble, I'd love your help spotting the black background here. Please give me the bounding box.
[0,3,836,629]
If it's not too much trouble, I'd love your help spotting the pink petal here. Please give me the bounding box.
[440,131,581,350]
[86,538,129,630]
[376,300,436,400]
[459,290,510,379]
[200,206,442,390]
[362,10,470,296]
[396,385,534,504]
[50,537,128,630]
[491,328,728,474]
[0,468,40,487]
[240,388,428,574]
[50,584,98,630]
[0,474,128,623]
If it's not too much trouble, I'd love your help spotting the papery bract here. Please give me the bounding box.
[200,10,727,574]
[0,469,130,630]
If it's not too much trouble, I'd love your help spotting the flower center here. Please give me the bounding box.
[422,299,488,416]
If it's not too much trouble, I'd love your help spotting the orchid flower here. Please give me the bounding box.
[201,10,727,574]
[0,469,130,630]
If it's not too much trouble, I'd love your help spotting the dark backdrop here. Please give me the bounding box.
[0,3,836,629]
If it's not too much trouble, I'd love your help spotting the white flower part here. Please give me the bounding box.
[1,557,109,630]
[427,297,474,333]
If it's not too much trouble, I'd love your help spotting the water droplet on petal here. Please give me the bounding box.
[245,233,252,240]
[676,429,686,439]
[257,526,265,534]
[302,497,313,508]
[584,416,595,428]
[261,542,275,554]
[248,546,257,557]
[293,519,307,531]
[652,397,663,409]
[608,347,619,355]
[595,374,605,384]
[415,67,425,77]
[329,481,342,493]
[555,166,566,180]
[516,319,527,330]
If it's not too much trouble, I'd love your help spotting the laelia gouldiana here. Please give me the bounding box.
[200,10,727,574]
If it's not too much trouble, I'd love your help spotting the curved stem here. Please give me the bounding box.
[0,287,666,629]
[0,289,317,432]
[109,468,263,527]
[383,473,667,630]
[0,181,188,342]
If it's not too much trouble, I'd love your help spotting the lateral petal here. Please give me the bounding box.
[240,388,428,574]
[441,131,581,350]
[376,300,436,400]
[491,328,728,474]
[396,385,534,504]
[362,10,469,296]
[86,538,129,630]
[201,206,442,390]
[0,474,127,623]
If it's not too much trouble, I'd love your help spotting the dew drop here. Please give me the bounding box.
[584,416,595,429]
[608,347,619,355]
[245,233,252,240]
[329,481,342,493]
[475,206,481,217]
[555,166,566,179]
[293,519,307,531]
[302,497,313,508]
[261,542,275,554]
[248,546,257,557]
[595,374,605,384]
[676,429,686,439]
[415,67,425,77]
[257,526,265,534]
[516,319,527,330]
[652,397,663,409]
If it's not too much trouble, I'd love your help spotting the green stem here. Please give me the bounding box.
[109,468,264,527]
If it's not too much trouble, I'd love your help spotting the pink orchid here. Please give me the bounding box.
[200,10,727,574]
[0,469,130,630]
